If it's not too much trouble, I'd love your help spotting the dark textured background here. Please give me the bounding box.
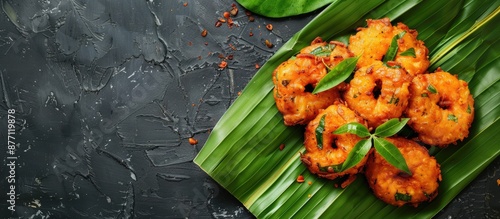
[0,0,498,218]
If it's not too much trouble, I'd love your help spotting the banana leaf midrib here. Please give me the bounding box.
[431,6,500,64]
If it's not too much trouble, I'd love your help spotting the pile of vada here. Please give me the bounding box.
[271,18,474,207]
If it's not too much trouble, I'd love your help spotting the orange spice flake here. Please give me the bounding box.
[265,40,273,48]
[296,175,305,183]
[201,29,207,37]
[188,137,198,145]
[227,17,234,28]
[229,44,237,51]
[266,24,273,31]
[218,61,228,69]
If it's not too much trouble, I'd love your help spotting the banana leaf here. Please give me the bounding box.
[235,0,333,18]
[194,0,500,218]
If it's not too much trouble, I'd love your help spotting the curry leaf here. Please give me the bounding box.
[448,114,458,123]
[374,118,410,137]
[316,115,326,149]
[310,44,336,56]
[373,137,411,175]
[333,122,370,138]
[336,138,372,173]
[395,192,412,202]
[399,48,416,57]
[427,84,438,94]
[312,56,359,94]
[383,31,406,63]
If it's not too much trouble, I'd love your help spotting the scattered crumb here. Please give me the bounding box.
[227,17,234,28]
[189,137,198,145]
[266,24,273,31]
[297,175,305,183]
[308,181,312,185]
[218,61,228,69]
[230,6,238,16]
[245,10,255,22]
[201,29,207,37]
[279,143,285,151]
[308,194,312,198]
[183,2,188,7]
[255,63,260,69]
[265,40,273,48]
[497,179,500,186]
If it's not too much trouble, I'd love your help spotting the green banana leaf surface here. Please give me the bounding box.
[194,0,500,218]
[235,0,333,18]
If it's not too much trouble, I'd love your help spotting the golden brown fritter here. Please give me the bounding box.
[301,103,369,187]
[365,137,442,207]
[343,61,412,128]
[405,70,474,146]
[349,18,429,76]
[393,22,430,76]
[273,55,341,126]
[273,38,352,126]
[349,18,394,68]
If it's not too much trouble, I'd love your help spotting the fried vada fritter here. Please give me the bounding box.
[393,22,429,76]
[405,70,474,146]
[349,18,429,76]
[273,38,353,126]
[343,61,412,128]
[273,55,341,126]
[365,137,442,207]
[301,103,369,187]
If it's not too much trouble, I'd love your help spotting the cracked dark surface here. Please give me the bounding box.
[0,0,498,218]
